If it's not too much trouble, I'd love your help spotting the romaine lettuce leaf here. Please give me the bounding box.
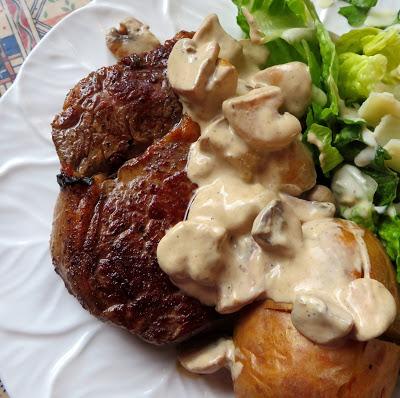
[378,215,400,282]
[306,123,343,173]
[336,27,380,55]
[233,0,313,42]
[334,124,363,148]
[339,0,377,27]
[339,6,370,28]
[346,0,377,6]
[338,52,387,102]
[363,167,399,206]
[314,6,340,120]
[263,37,304,66]
[333,124,366,161]
[363,146,399,206]
[232,0,340,119]
[363,27,400,73]
[336,27,400,102]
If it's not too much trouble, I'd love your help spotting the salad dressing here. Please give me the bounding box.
[157,14,397,373]
[354,128,378,167]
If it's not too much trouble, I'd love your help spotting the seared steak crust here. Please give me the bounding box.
[52,32,190,178]
[51,32,220,344]
[52,118,218,344]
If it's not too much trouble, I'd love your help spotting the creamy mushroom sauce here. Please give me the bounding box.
[156,14,397,374]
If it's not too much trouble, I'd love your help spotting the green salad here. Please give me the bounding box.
[232,0,400,280]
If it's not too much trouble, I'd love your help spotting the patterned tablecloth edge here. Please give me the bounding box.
[0,0,90,97]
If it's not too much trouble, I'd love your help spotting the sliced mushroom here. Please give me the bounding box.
[168,38,238,120]
[251,199,302,256]
[304,184,336,205]
[106,17,160,60]
[281,193,336,222]
[291,293,354,344]
[223,86,301,152]
[198,117,259,181]
[253,62,312,118]
[199,117,249,159]
[339,278,397,341]
[179,338,237,375]
[193,14,244,67]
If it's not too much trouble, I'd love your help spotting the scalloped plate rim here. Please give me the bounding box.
[0,0,399,397]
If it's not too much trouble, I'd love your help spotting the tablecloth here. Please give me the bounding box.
[0,0,90,97]
[0,1,90,395]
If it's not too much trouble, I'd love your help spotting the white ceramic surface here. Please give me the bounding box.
[0,0,398,397]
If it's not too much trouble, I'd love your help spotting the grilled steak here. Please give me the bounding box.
[51,34,219,345]
[52,32,189,178]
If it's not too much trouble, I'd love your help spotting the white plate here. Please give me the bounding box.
[0,0,398,397]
